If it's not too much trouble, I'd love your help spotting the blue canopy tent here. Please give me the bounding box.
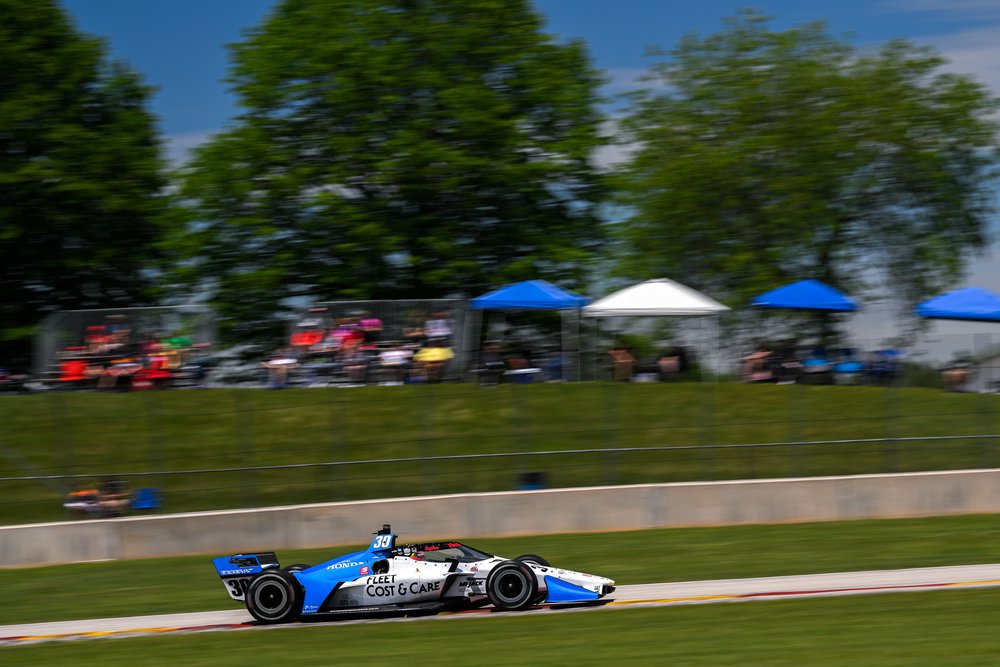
[915,287,1000,322]
[468,280,589,382]
[750,280,860,383]
[751,279,858,312]
[470,279,588,310]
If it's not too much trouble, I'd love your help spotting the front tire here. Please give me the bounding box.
[245,570,302,624]
[515,553,550,567]
[486,560,538,611]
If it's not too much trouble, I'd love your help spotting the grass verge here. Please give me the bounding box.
[5,589,1000,666]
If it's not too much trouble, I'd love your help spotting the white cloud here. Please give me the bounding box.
[880,0,1000,19]
[921,26,1000,95]
[164,130,217,166]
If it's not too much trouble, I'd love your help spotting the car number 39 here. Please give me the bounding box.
[227,578,250,597]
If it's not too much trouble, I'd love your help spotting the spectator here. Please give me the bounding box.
[424,311,453,342]
[742,341,773,382]
[340,344,369,385]
[943,358,973,392]
[403,313,427,345]
[414,339,454,383]
[608,346,635,381]
[262,350,299,389]
[479,341,505,386]
[379,344,412,385]
[99,478,131,517]
[360,311,383,345]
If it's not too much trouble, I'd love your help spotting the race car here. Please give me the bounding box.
[212,524,615,624]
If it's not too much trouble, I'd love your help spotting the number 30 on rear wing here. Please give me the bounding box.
[212,552,280,601]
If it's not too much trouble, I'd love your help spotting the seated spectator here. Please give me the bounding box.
[262,350,299,389]
[64,481,102,516]
[943,358,973,392]
[340,345,369,385]
[97,357,142,391]
[379,344,412,385]
[360,311,383,345]
[403,314,427,345]
[99,478,131,517]
[742,342,774,382]
[330,318,363,350]
[658,346,686,381]
[84,325,111,355]
[608,346,635,381]
[290,319,325,350]
[414,339,454,383]
[59,356,95,387]
[479,341,505,386]
[132,345,174,390]
[425,312,453,342]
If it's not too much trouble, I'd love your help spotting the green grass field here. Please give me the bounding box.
[3,382,1000,524]
[3,514,999,625]
[5,590,1000,666]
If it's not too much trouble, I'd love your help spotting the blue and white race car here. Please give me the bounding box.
[213,525,615,623]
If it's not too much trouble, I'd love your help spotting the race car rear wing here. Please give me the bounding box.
[212,552,279,602]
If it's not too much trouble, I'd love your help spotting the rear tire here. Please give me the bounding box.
[245,570,302,624]
[486,560,538,611]
[285,563,311,572]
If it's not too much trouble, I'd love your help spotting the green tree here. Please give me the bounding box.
[0,0,166,367]
[164,0,606,343]
[614,12,999,326]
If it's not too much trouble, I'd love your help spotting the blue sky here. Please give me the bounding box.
[60,0,1000,161]
[58,0,1000,336]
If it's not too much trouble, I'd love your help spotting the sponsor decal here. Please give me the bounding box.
[220,568,256,576]
[364,577,443,598]
[447,542,462,548]
[360,566,370,575]
[326,560,365,570]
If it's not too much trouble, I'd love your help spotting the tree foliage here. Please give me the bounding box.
[165,0,606,342]
[614,11,999,315]
[0,0,166,365]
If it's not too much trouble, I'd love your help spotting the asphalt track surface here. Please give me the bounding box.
[3,563,999,646]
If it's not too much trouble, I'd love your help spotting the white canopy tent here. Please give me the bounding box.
[583,278,730,317]
[583,278,730,380]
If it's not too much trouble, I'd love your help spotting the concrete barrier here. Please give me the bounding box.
[3,468,1000,567]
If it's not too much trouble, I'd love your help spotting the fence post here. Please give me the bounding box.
[49,391,75,476]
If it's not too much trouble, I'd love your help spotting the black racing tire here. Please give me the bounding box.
[285,563,311,572]
[515,555,550,603]
[515,554,550,568]
[486,560,538,611]
[245,570,302,624]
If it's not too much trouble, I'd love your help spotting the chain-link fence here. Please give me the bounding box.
[3,348,1000,524]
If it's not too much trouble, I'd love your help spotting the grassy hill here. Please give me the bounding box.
[1,382,998,524]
